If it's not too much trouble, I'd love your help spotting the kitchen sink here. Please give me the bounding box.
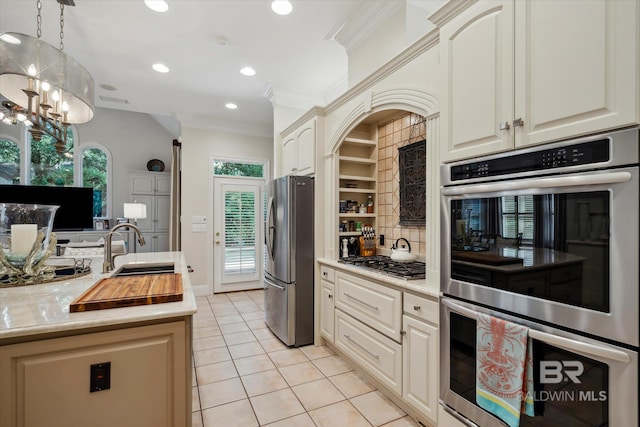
[111,262,175,277]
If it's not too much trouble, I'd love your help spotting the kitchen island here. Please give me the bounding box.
[0,251,197,427]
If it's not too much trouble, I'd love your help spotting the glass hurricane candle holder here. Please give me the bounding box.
[0,203,59,286]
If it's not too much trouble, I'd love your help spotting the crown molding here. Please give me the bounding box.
[428,0,477,28]
[328,0,404,54]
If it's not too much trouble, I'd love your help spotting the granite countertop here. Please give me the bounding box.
[0,252,197,341]
[317,257,440,299]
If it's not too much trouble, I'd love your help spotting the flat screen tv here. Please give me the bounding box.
[0,184,95,231]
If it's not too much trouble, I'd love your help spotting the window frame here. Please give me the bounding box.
[0,124,112,218]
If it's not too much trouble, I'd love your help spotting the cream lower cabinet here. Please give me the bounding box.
[402,294,439,425]
[0,321,190,427]
[335,310,402,395]
[320,266,335,342]
[439,0,638,162]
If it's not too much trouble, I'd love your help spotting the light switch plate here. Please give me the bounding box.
[192,215,207,224]
[192,223,206,233]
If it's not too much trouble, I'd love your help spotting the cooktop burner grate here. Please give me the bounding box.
[338,255,425,280]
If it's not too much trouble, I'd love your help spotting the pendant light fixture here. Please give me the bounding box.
[0,0,95,154]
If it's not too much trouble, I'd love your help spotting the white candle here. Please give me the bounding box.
[11,224,38,256]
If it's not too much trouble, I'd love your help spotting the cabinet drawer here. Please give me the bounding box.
[320,265,335,283]
[335,271,402,340]
[335,310,402,394]
[403,293,438,325]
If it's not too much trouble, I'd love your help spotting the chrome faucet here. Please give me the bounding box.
[102,223,146,273]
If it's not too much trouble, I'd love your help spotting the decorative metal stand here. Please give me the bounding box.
[0,231,57,286]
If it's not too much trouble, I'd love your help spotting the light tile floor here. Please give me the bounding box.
[192,290,419,427]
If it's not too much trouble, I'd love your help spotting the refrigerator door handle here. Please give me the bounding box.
[265,277,285,291]
[266,196,275,260]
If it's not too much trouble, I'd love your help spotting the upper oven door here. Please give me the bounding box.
[440,297,638,427]
[441,167,639,347]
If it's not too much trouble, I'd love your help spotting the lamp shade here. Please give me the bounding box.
[0,32,95,123]
[124,203,147,220]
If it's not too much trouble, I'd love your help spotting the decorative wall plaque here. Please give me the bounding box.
[398,140,426,225]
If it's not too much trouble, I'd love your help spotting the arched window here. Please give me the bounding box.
[80,146,110,217]
[29,124,74,186]
[0,137,21,184]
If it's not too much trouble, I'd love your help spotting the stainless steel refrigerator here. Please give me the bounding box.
[264,175,314,346]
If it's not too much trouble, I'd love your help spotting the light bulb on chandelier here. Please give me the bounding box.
[0,0,95,154]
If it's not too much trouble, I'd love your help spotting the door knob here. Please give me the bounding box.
[215,240,220,245]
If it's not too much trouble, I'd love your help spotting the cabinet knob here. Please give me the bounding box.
[499,121,510,131]
[323,272,328,277]
[215,240,220,245]
[328,294,333,299]
[513,118,524,127]
[413,305,421,311]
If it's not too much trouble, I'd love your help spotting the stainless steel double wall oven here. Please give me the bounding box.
[440,128,639,427]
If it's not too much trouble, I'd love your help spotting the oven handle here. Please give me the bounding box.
[442,171,632,196]
[442,299,631,364]
[440,402,480,427]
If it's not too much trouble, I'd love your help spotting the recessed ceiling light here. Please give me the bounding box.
[152,63,170,73]
[225,103,238,110]
[0,34,21,44]
[240,67,256,77]
[145,0,169,13]
[271,0,292,16]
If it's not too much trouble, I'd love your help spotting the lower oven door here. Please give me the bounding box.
[440,297,638,427]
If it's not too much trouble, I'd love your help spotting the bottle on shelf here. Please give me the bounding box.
[367,195,374,213]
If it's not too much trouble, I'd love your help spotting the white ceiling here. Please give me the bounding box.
[0,0,442,139]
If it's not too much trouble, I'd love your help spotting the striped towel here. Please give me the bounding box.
[476,313,534,427]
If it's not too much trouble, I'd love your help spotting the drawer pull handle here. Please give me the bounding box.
[413,305,421,311]
[344,334,379,360]
[344,293,379,311]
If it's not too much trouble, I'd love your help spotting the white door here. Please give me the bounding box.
[213,178,264,293]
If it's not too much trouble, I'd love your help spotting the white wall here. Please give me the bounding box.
[75,108,174,218]
[180,126,273,295]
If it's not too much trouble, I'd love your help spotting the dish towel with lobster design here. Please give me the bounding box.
[476,312,535,427]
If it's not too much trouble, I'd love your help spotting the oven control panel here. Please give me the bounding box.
[450,139,610,181]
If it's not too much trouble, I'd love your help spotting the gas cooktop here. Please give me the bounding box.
[338,255,426,280]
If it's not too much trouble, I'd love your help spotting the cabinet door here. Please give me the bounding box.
[155,195,171,233]
[282,134,297,176]
[515,0,638,148]
[130,174,156,195]
[440,0,515,162]
[320,280,335,342]
[154,233,170,252]
[155,175,172,195]
[296,120,315,176]
[0,322,188,427]
[402,315,438,424]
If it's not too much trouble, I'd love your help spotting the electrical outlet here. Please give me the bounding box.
[90,362,111,392]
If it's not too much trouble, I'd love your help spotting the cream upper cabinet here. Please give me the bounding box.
[280,118,316,176]
[440,0,638,162]
[281,133,296,176]
[440,0,515,162]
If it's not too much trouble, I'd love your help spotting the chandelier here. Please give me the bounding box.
[0,0,94,154]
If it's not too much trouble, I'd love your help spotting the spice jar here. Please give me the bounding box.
[367,195,374,213]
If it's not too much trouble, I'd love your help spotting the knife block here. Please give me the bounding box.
[359,236,376,257]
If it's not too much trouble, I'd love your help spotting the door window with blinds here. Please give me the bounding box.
[212,160,266,294]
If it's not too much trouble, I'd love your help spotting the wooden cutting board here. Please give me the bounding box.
[70,273,183,312]
[451,251,523,266]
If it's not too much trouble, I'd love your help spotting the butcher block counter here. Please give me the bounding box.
[0,252,197,427]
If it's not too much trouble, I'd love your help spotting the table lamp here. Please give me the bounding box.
[123,202,147,225]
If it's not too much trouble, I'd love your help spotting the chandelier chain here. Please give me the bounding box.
[36,0,42,39]
[59,3,65,51]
